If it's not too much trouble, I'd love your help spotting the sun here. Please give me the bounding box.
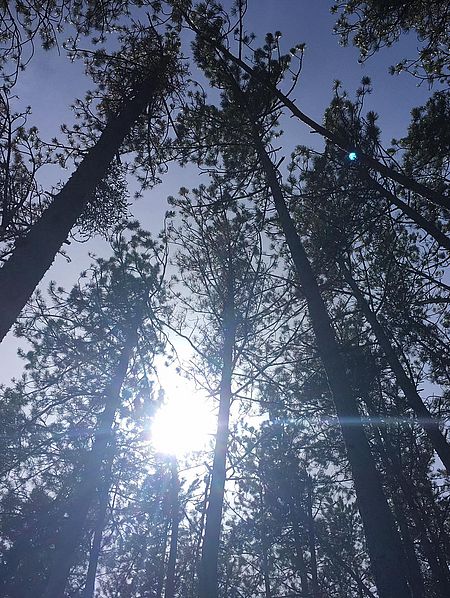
[150,372,215,457]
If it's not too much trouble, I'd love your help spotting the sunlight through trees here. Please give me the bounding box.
[0,2,448,598]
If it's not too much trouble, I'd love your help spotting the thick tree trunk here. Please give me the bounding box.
[339,259,450,472]
[250,132,411,598]
[42,328,137,598]
[164,459,180,598]
[198,285,236,598]
[0,66,165,343]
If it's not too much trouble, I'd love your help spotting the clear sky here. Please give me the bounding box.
[0,0,439,382]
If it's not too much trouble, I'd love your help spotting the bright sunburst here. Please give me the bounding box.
[150,374,215,457]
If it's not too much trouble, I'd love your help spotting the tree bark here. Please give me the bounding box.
[248,128,411,598]
[290,509,310,597]
[155,519,170,598]
[81,458,112,598]
[364,393,450,598]
[198,281,236,598]
[339,259,450,472]
[42,328,137,598]
[0,65,165,343]
[363,407,426,598]
[164,458,181,598]
[190,474,210,598]
[306,477,320,598]
[258,488,273,598]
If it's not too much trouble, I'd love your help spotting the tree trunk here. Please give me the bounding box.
[258,487,272,598]
[81,453,114,598]
[364,408,426,598]
[198,282,236,598]
[339,259,450,472]
[364,393,450,598]
[0,65,165,343]
[190,474,210,598]
[306,477,320,598]
[164,458,181,598]
[248,126,411,598]
[290,510,310,597]
[42,328,137,598]
[155,519,170,598]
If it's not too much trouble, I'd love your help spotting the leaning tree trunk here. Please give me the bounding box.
[364,392,450,598]
[198,281,236,598]
[306,477,320,598]
[81,451,114,598]
[258,486,273,598]
[246,122,411,598]
[155,517,171,598]
[0,63,166,343]
[42,327,138,598]
[362,396,426,598]
[164,458,181,598]
[290,505,310,597]
[190,473,210,597]
[339,258,450,472]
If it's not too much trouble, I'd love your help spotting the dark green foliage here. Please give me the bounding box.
[396,92,450,191]
[0,224,168,596]
[0,1,136,86]
[0,3,449,597]
[332,0,450,83]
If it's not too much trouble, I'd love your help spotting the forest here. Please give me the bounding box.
[0,1,449,597]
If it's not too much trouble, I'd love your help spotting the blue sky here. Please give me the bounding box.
[0,1,440,381]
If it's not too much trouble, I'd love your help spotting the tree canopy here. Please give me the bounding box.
[0,2,449,598]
